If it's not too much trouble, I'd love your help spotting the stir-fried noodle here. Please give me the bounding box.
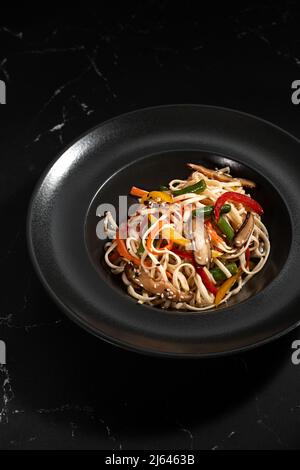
[103,163,270,311]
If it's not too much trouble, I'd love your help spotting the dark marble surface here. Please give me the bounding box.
[1,3,300,450]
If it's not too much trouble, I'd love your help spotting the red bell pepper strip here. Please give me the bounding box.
[195,266,218,296]
[214,192,264,221]
[171,247,195,261]
[109,249,119,263]
[171,249,217,296]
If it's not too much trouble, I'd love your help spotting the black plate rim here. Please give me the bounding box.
[27,104,300,358]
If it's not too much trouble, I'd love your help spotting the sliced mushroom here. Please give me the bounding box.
[187,163,256,188]
[192,219,211,267]
[125,265,193,302]
[233,212,254,248]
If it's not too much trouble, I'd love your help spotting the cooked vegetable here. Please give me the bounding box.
[130,186,148,198]
[137,240,145,256]
[234,212,254,248]
[116,229,141,265]
[210,262,238,282]
[187,163,256,188]
[196,266,218,296]
[214,192,264,221]
[108,249,119,263]
[146,219,174,254]
[215,272,240,305]
[216,216,235,241]
[172,179,206,196]
[166,227,189,247]
[144,191,173,203]
[171,247,194,261]
[205,220,225,246]
[193,203,231,219]
[149,214,189,247]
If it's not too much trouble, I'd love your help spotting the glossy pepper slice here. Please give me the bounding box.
[196,266,218,296]
[214,192,264,221]
[137,240,145,256]
[216,216,235,241]
[171,247,195,261]
[146,191,173,203]
[172,179,206,196]
[215,271,240,306]
[210,262,238,282]
[192,204,231,219]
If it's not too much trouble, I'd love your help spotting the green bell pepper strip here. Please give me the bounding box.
[159,185,170,191]
[210,262,238,282]
[216,216,235,241]
[192,204,231,219]
[137,241,145,256]
[172,179,206,196]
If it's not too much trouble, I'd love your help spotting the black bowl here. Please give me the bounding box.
[27,105,300,357]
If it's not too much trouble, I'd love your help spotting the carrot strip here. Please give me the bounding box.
[130,186,149,198]
[115,229,141,265]
[205,220,224,246]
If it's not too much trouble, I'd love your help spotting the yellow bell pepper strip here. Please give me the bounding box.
[146,224,172,254]
[215,271,240,306]
[168,227,189,246]
[142,191,173,204]
[150,191,173,203]
[130,186,149,198]
[148,214,189,247]
[212,249,222,258]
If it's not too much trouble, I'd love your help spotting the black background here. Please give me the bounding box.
[1,1,300,450]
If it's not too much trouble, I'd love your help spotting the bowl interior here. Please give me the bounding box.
[85,150,291,311]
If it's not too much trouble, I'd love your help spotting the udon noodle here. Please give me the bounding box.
[103,162,270,311]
